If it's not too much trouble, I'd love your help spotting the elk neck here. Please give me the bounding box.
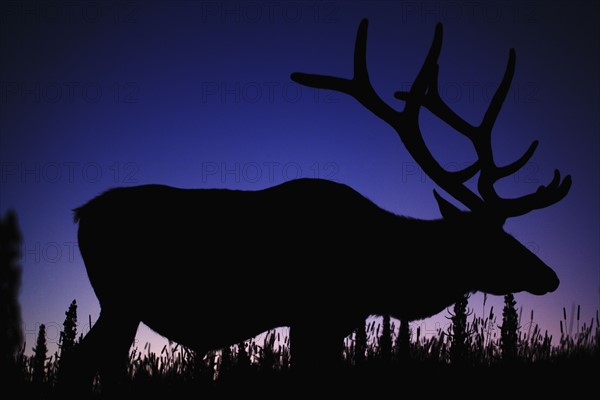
[369,215,477,320]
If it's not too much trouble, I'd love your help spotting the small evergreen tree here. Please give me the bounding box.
[396,318,410,361]
[32,324,48,385]
[60,300,78,353]
[449,293,470,366]
[236,341,250,370]
[354,319,367,366]
[379,314,392,363]
[218,345,232,379]
[0,211,23,379]
[501,293,519,363]
[58,299,78,371]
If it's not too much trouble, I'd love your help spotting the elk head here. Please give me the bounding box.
[291,19,571,296]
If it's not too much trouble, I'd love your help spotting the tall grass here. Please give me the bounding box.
[14,304,599,396]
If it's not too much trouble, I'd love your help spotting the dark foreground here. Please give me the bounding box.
[11,358,599,399]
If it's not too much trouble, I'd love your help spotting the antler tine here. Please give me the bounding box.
[476,49,517,203]
[399,22,483,210]
[394,38,477,141]
[500,170,572,218]
[396,27,571,219]
[474,49,572,217]
[292,19,484,212]
[291,19,399,124]
[394,36,481,187]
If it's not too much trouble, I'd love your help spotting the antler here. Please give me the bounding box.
[291,19,571,221]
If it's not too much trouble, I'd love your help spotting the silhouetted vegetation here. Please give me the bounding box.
[500,293,519,363]
[0,210,27,400]
[0,210,23,390]
[350,319,367,367]
[396,318,410,362]
[9,296,598,397]
[32,324,48,386]
[448,293,470,365]
[378,314,392,363]
[58,299,78,370]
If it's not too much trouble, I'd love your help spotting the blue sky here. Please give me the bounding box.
[1,0,598,354]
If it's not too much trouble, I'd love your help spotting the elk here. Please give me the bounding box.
[65,19,570,389]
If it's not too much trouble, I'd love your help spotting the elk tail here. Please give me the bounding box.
[73,207,82,223]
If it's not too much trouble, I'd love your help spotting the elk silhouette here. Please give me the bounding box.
[65,19,570,390]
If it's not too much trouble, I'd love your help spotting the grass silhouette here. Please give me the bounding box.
[14,298,599,398]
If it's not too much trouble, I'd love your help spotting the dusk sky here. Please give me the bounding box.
[1,0,598,355]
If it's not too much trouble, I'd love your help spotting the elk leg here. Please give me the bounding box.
[56,309,138,395]
[93,309,140,394]
[58,307,139,394]
[55,320,99,396]
[290,323,343,382]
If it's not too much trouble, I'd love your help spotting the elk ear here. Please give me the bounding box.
[434,190,463,220]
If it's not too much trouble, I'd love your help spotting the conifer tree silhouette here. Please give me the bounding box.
[236,341,250,371]
[449,294,470,365]
[396,319,410,362]
[501,293,519,363]
[32,324,48,385]
[354,319,367,367]
[219,345,232,379]
[59,299,78,365]
[379,314,392,363]
[0,210,23,382]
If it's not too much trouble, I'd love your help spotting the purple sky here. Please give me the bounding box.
[1,1,598,355]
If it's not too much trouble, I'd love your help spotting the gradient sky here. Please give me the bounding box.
[1,0,598,355]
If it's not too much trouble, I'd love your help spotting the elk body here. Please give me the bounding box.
[67,19,570,389]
